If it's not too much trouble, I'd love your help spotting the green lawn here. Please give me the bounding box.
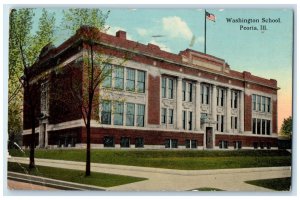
[8,162,146,187]
[245,177,291,191]
[9,149,291,170]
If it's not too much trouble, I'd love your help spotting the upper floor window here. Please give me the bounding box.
[231,91,238,109]
[136,104,145,127]
[114,66,124,90]
[162,77,175,99]
[182,81,186,101]
[217,115,224,132]
[188,111,193,130]
[252,94,271,113]
[201,84,210,104]
[168,109,174,124]
[126,103,135,126]
[217,88,224,107]
[41,81,49,114]
[113,102,124,125]
[101,100,112,125]
[162,77,167,98]
[126,68,135,91]
[137,70,145,93]
[168,79,174,99]
[102,63,112,88]
[187,83,193,102]
[161,108,167,124]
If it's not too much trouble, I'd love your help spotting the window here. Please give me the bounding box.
[201,113,208,123]
[135,138,144,148]
[102,63,112,88]
[201,84,210,104]
[101,101,112,124]
[260,142,264,149]
[232,91,238,108]
[114,102,124,125]
[126,68,135,91]
[262,97,266,112]
[126,103,135,126]
[262,119,266,135]
[217,88,224,106]
[234,141,242,149]
[252,118,256,134]
[41,82,49,114]
[120,137,130,148]
[234,117,238,129]
[168,79,174,99]
[257,118,261,134]
[188,83,193,102]
[182,111,186,130]
[165,139,178,148]
[252,94,256,110]
[267,120,271,135]
[161,108,167,124]
[253,142,258,149]
[114,66,124,90]
[188,111,193,130]
[267,97,271,112]
[136,104,145,127]
[162,77,166,98]
[219,140,228,149]
[182,81,186,101]
[104,136,114,147]
[186,139,197,149]
[257,95,261,111]
[217,115,224,132]
[137,70,145,93]
[168,109,174,124]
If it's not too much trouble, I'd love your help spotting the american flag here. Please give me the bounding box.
[206,11,216,22]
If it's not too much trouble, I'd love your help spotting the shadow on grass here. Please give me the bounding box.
[245,177,291,191]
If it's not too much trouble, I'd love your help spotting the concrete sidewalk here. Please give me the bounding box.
[8,157,291,192]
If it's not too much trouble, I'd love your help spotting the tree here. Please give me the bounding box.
[61,9,111,176]
[9,8,55,168]
[280,116,292,138]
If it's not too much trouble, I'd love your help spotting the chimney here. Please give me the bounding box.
[116,30,127,39]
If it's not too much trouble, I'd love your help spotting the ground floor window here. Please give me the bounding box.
[233,141,242,149]
[219,140,228,149]
[185,139,197,149]
[135,138,144,148]
[104,136,115,147]
[253,142,258,149]
[120,137,130,148]
[165,139,178,148]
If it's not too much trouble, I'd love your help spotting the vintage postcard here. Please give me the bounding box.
[7,7,293,193]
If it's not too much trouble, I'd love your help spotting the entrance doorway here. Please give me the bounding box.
[206,127,213,148]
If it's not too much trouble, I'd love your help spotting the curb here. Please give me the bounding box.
[8,172,106,191]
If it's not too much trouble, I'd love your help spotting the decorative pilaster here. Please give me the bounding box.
[176,77,183,129]
[240,90,245,133]
[211,85,217,122]
[226,88,231,132]
[195,81,201,131]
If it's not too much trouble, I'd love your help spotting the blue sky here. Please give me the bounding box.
[32,8,293,128]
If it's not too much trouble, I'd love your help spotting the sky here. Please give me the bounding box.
[32,8,293,131]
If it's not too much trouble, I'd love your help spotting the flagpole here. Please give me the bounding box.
[204,9,207,54]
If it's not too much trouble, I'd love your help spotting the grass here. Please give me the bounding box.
[9,149,292,170]
[245,177,291,191]
[8,162,146,187]
[191,187,224,191]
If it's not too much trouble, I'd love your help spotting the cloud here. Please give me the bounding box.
[136,28,148,36]
[162,16,193,40]
[149,39,171,52]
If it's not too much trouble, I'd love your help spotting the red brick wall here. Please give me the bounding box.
[215,134,278,147]
[47,127,83,145]
[244,94,252,132]
[80,127,204,146]
[148,74,161,125]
